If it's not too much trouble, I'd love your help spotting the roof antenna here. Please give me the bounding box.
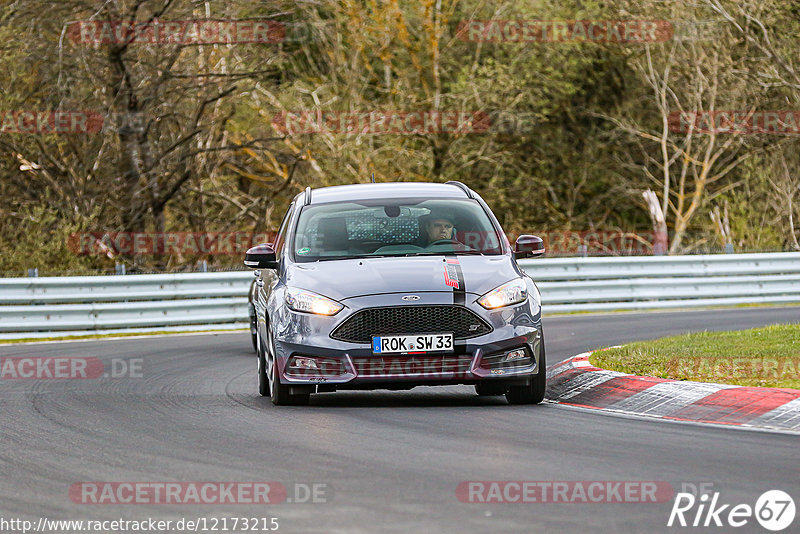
[371,172,375,183]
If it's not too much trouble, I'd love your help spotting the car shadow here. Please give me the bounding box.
[304,389,511,408]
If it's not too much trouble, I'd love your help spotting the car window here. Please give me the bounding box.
[291,198,503,262]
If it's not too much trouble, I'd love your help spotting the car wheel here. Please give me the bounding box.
[505,338,547,405]
[267,332,310,406]
[257,331,270,397]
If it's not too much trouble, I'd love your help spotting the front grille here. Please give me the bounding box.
[351,355,473,377]
[331,305,492,343]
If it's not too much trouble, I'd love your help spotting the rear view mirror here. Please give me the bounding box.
[244,243,278,269]
[514,235,545,259]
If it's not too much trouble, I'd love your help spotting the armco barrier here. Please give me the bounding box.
[523,252,800,312]
[0,272,253,338]
[1,252,799,339]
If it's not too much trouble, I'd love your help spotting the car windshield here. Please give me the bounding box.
[291,198,504,262]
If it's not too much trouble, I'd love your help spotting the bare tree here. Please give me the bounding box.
[0,0,300,270]
[599,28,756,252]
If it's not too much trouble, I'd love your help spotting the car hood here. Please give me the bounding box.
[286,255,521,300]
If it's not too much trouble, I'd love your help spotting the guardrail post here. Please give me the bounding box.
[115,263,126,275]
[27,268,38,277]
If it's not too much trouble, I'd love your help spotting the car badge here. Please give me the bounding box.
[401,295,421,301]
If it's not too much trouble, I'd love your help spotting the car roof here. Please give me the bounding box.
[307,182,472,205]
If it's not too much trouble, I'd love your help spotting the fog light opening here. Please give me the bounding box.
[502,348,528,363]
[285,355,346,378]
[289,356,320,370]
[479,346,534,370]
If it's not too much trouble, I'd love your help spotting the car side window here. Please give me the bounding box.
[273,203,294,256]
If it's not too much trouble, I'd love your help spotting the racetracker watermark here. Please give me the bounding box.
[67,20,285,45]
[669,111,800,135]
[0,111,103,134]
[524,231,663,255]
[670,20,725,42]
[69,482,330,505]
[68,232,276,256]
[402,230,661,255]
[0,357,142,379]
[284,354,475,380]
[456,481,674,503]
[272,111,491,135]
[666,357,800,381]
[456,20,673,43]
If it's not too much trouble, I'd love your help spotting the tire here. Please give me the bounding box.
[505,337,547,405]
[267,332,310,406]
[257,331,270,397]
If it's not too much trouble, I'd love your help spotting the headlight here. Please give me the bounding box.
[285,287,343,315]
[477,278,528,309]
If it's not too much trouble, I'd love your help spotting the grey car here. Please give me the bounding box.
[245,181,546,405]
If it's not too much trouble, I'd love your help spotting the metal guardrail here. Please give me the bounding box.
[1,252,799,339]
[521,252,800,312]
[0,272,252,338]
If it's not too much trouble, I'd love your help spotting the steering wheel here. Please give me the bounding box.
[427,239,462,247]
[426,238,479,252]
[358,240,384,252]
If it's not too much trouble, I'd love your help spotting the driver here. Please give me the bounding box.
[420,210,457,246]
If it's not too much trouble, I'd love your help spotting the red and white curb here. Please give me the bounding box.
[546,351,800,433]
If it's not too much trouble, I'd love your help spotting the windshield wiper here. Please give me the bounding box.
[408,250,489,257]
[302,251,493,262]
[307,254,409,262]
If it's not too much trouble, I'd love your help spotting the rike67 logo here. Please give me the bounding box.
[668,488,795,531]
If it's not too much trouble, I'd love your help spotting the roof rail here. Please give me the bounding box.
[445,181,474,199]
[304,186,312,206]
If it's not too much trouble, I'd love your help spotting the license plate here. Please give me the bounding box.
[372,333,453,354]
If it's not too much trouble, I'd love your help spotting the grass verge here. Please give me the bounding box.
[590,323,800,389]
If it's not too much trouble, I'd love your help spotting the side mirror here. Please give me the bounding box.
[514,235,545,259]
[244,243,278,269]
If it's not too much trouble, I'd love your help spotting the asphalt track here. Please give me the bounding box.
[1,307,799,534]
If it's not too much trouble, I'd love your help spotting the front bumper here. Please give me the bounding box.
[268,292,542,390]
